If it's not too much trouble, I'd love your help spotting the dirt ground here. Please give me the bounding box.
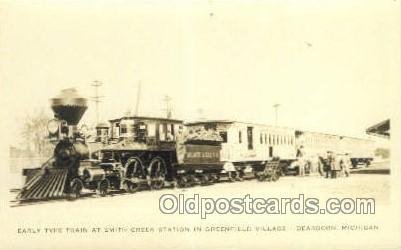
[4,161,398,250]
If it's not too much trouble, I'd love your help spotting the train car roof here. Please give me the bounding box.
[187,119,372,141]
[185,120,296,131]
[295,129,374,141]
[185,120,234,125]
[109,116,183,123]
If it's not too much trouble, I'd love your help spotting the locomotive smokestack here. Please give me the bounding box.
[50,88,88,125]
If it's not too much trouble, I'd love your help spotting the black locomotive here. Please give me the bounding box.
[18,89,108,200]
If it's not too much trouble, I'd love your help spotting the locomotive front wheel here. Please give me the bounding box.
[149,157,166,190]
[69,178,83,199]
[124,181,139,193]
[96,179,110,197]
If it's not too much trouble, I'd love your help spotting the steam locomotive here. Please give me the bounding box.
[17,88,107,200]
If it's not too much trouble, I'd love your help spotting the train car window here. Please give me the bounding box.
[239,131,242,143]
[220,131,228,143]
[269,134,272,145]
[260,133,263,144]
[174,124,181,136]
[159,124,166,141]
[135,123,147,141]
[264,134,267,144]
[247,126,254,150]
[167,124,172,134]
[120,125,127,134]
[129,124,135,135]
[165,123,175,141]
[148,123,156,137]
[114,123,120,138]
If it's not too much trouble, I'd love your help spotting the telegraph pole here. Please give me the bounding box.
[273,103,280,126]
[163,95,173,119]
[91,80,105,125]
[134,81,141,116]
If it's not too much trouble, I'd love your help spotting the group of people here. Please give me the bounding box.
[323,151,352,178]
[296,146,352,178]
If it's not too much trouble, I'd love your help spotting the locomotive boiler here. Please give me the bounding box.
[17,88,105,200]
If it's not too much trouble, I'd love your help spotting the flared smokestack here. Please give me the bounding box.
[50,88,88,125]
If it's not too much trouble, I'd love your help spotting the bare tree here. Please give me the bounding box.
[20,109,53,157]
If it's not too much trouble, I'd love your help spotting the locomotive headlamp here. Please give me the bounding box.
[47,119,60,134]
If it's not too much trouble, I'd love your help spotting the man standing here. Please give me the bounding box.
[297,145,306,176]
[317,154,326,176]
[330,152,342,178]
[326,151,336,178]
[342,153,352,177]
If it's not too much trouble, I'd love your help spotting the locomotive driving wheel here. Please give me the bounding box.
[123,157,144,193]
[125,157,145,179]
[148,157,166,190]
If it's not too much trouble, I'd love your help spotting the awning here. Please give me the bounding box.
[366,119,390,138]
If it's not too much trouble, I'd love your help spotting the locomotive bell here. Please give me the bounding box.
[50,88,88,125]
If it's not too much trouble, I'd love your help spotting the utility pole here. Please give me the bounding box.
[132,67,142,116]
[273,103,280,126]
[134,81,141,116]
[91,80,105,125]
[163,95,173,119]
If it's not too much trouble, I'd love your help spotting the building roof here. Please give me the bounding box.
[366,119,390,138]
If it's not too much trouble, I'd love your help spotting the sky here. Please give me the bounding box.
[0,0,399,144]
